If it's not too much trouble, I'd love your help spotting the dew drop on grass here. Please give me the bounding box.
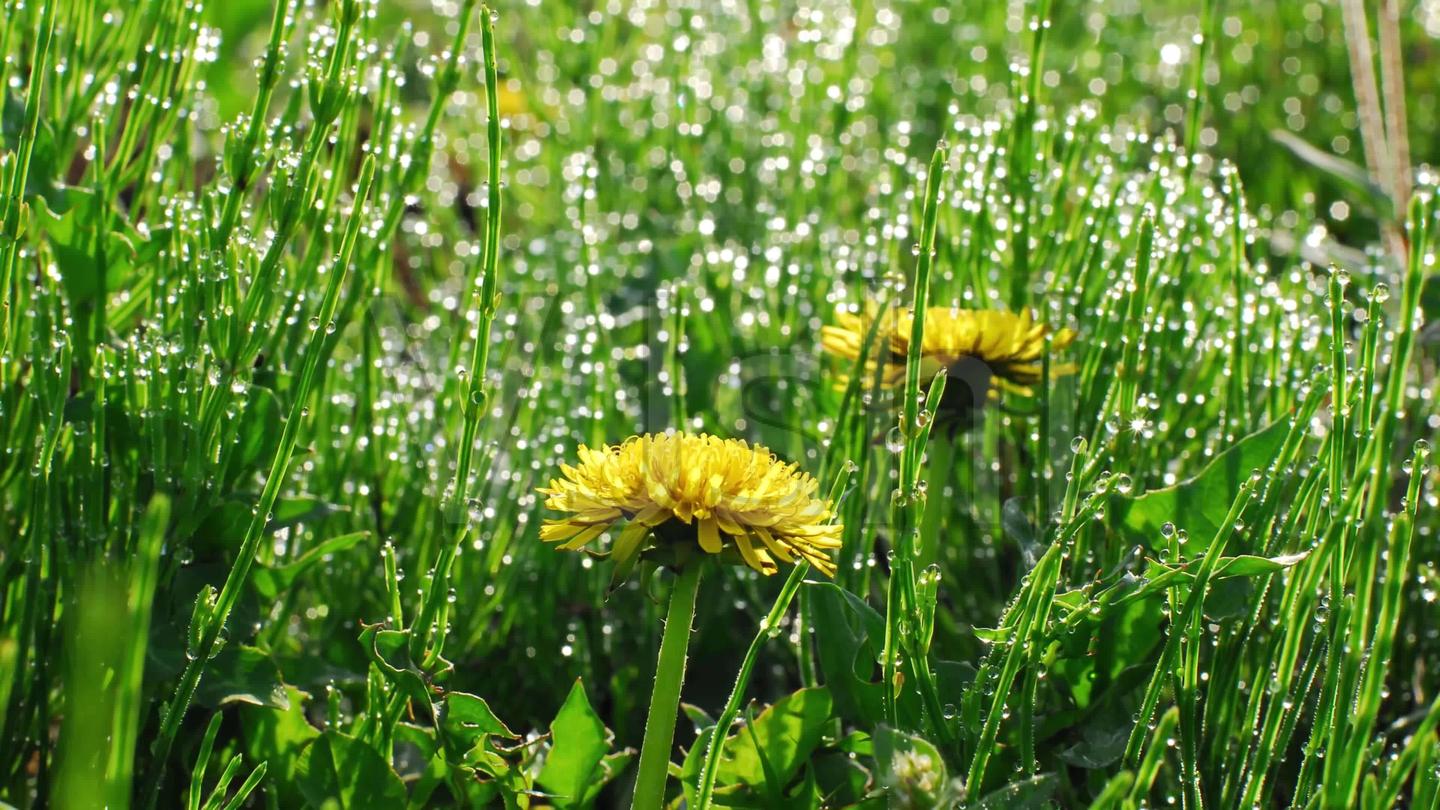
[884,426,904,454]
[1094,473,1111,495]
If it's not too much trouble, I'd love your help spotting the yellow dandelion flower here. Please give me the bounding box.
[538,432,841,580]
[821,306,1075,412]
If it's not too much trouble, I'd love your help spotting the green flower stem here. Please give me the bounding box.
[695,562,809,810]
[632,561,704,810]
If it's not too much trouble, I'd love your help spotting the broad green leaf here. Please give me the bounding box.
[269,496,347,528]
[713,687,834,791]
[808,583,920,728]
[241,686,318,807]
[196,493,347,557]
[1057,717,1131,769]
[1050,549,1310,626]
[972,626,1008,644]
[1049,590,1164,709]
[679,726,718,809]
[31,190,138,306]
[537,679,611,808]
[194,644,290,710]
[681,702,715,729]
[1204,577,1255,621]
[810,581,883,726]
[231,385,282,481]
[1115,419,1289,553]
[393,724,448,810]
[586,750,636,807]
[933,659,976,717]
[2,91,66,209]
[295,731,407,809]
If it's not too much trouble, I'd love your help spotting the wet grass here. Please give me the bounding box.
[1,0,1438,807]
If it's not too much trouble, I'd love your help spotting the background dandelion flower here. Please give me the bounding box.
[539,432,841,580]
[822,306,1075,394]
[823,307,1076,426]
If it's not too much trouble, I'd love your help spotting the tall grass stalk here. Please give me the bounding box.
[410,0,496,667]
[695,562,810,810]
[881,142,948,737]
[145,155,377,794]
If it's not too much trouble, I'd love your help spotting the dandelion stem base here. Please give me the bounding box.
[631,561,703,810]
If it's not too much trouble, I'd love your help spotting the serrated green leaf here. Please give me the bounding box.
[441,691,515,753]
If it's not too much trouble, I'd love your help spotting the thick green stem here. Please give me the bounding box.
[632,562,703,810]
[696,563,808,809]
